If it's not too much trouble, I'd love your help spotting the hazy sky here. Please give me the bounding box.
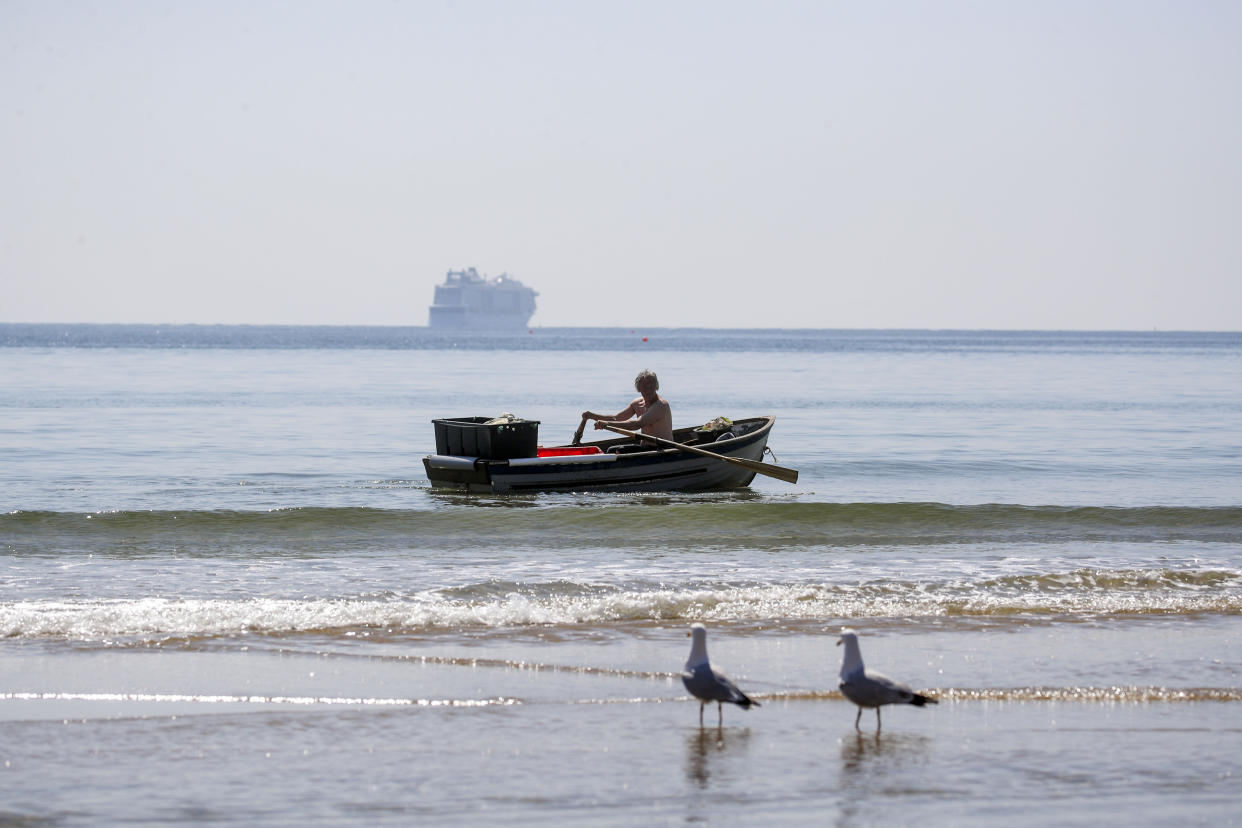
[3,1,1240,329]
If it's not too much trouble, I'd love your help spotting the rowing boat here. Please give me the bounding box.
[423,416,780,493]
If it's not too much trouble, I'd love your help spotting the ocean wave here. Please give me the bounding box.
[773,687,1242,703]
[4,569,1239,641]
[6,502,1241,554]
[0,692,516,707]
[6,688,1241,705]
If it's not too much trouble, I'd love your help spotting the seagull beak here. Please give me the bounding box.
[836,638,842,646]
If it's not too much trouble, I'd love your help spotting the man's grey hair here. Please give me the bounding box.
[634,369,659,390]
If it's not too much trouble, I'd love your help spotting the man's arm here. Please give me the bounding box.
[583,401,638,423]
[594,399,668,432]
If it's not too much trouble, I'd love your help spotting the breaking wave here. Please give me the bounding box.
[4,566,1239,642]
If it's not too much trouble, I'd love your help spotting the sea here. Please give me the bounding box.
[2,324,1240,826]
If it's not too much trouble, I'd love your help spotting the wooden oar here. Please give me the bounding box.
[596,423,799,484]
[571,414,590,447]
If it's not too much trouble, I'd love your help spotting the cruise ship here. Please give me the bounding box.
[427,267,538,330]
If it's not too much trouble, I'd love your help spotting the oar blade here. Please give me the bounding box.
[735,457,799,484]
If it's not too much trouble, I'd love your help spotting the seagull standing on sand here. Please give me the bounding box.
[682,623,759,727]
[837,628,937,731]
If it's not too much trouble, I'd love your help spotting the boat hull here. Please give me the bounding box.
[427,306,535,330]
[423,416,776,493]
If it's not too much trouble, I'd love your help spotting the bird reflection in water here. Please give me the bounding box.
[684,727,753,789]
[839,730,931,777]
[835,729,934,828]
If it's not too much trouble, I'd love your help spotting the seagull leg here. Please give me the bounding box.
[876,708,882,733]
[854,707,862,730]
[699,702,705,727]
[717,701,723,728]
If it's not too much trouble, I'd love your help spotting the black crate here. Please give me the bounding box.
[432,417,540,460]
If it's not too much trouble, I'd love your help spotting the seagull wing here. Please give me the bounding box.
[841,668,922,707]
[683,664,758,708]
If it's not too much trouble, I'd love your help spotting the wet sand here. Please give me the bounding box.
[4,622,1240,825]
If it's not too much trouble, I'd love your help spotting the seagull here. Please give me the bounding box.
[682,623,759,727]
[837,628,937,731]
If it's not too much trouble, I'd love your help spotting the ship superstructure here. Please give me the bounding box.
[428,267,538,330]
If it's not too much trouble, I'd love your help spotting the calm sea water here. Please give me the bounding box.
[3,325,1241,825]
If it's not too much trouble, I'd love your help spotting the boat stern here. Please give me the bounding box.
[423,454,494,491]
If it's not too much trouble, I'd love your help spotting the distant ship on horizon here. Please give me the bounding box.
[427,267,538,330]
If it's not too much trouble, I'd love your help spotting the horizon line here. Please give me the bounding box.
[3,321,1239,335]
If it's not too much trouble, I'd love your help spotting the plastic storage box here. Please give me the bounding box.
[432,417,540,460]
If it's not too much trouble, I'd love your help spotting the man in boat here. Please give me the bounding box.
[582,369,674,441]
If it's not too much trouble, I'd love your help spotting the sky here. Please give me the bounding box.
[2,0,1240,330]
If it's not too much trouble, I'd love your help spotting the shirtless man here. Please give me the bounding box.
[582,369,673,441]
